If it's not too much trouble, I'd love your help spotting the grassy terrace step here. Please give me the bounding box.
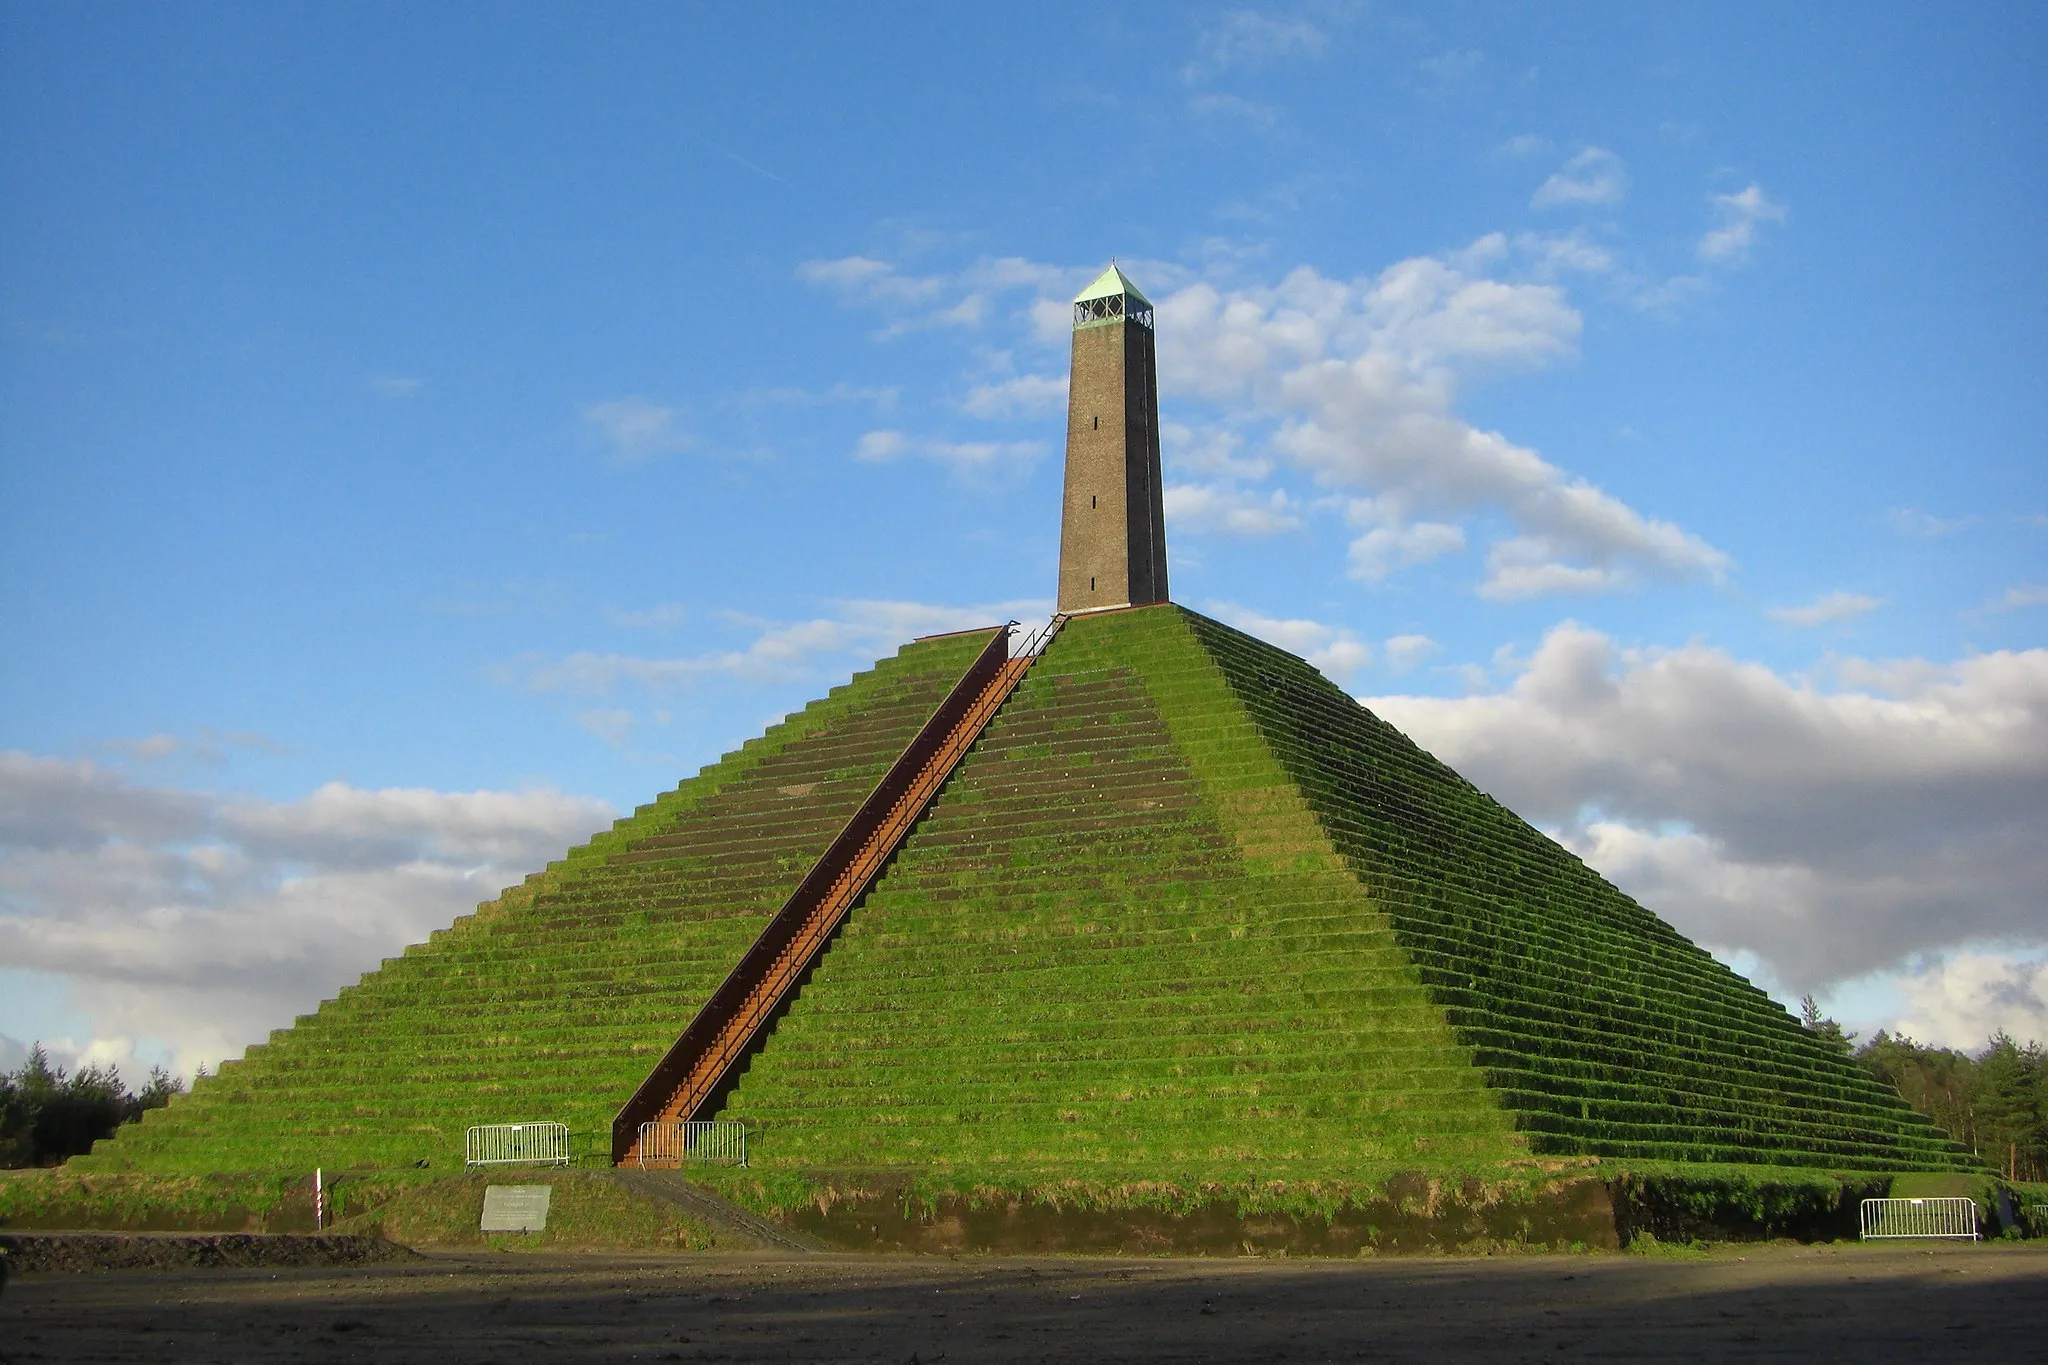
[76,630,997,1174]
[1154,607,1972,1172]
[84,603,1972,1182]
[717,617,1525,1173]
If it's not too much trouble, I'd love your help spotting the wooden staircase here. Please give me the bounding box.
[612,615,1065,1165]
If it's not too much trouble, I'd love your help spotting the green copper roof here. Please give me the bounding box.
[1073,263,1152,308]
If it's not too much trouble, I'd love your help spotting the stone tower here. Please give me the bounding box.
[1057,265,1169,614]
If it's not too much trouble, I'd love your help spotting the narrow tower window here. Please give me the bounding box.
[1091,495,1096,509]
[1092,415,1098,430]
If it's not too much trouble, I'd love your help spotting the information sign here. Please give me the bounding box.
[480,1184,551,1233]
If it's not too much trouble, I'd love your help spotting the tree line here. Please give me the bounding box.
[1802,997,2047,1183]
[0,1046,185,1168]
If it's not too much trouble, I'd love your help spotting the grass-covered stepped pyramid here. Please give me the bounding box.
[81,605,1969,1182]
[718,606,1971,1176]
[77,630,997,1174]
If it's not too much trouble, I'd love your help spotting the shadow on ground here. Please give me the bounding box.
[4,1241,2043,1363]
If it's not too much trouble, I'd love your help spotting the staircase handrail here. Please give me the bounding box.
[610,624,1016,1162]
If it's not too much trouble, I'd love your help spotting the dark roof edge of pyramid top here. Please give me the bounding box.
[1073,263,1152,307]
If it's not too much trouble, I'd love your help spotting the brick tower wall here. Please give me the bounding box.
[1057,317,1168,613]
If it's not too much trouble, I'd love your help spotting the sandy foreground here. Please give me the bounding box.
[6,1241,2045,1363]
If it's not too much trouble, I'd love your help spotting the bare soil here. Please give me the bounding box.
[5,1240,2044,1362]
[0,1234,415,1275]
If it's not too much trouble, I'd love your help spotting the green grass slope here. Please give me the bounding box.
[76,630,996,1175]
[1173,607,1973,1172]
[718,607,1526,1178]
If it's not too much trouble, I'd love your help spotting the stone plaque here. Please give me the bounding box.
[480,1184,551,1233]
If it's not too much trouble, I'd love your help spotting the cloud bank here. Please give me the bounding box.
[1362,625,2048,1028]
[0,752,612,1077]
[802,243,1730,600]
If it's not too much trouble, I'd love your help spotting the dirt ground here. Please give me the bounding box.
[5,1241,2044,1363]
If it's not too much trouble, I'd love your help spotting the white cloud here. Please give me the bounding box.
[1415,49,1485,97]
[0,1032,167,1093]
[920,438,1046,471]
[513,597,1051,695]
[1468,494,1726,597]
[855,429,909,462]
[1347,501,1466,582]
[1887,507,1973,538]
[574,708,635,748]
[603,603,688,630]
[1979,583,2048,614]
[961,256,1077,295]
[1891,953,2048,1050]
[1478,546,1629,600]
[736,381,899,411]
[1365,624,2048,992]
[1383,633,1439,673]
[1208,601,1371,685]
[1188,92,1283,131]
[369,376,424,398]
[1185,9,1327,80]
[1163,483,1300,536]
[1767,591,1881,627]
[1698,183,1787,264]
[961,373,1068,419]
[0,1034,32,1073]
[1622,273,1712,314]
[1513,230,1615,278]
[1162,422,1270,480]
[1151,253,1728,594]
[797,256,992,336]
[796,255,943,306]
[817,244,1726,597]
[103,727,282,767]
[854,428,1043,474]
[1532,147,1628,209]
[582,398,690,462]
[0,751,613,1077]
[1493,133,1550,159]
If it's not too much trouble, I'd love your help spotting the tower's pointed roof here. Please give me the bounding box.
[1073,262,1152,308]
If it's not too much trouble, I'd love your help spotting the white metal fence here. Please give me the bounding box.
[1859,1196,1979,1241]
[465,1121,571,1168]
[636,1119,748,1168]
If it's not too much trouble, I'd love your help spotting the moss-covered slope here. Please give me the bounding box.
[82,604,1968,1180]
[721,606,1970,1176]
[1173,608,1971,1171]
[76,631,996,1174]
[720,608,1524,1176]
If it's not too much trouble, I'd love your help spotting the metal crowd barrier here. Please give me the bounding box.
[1859,1196,1980,1241]
[635,1119,748,1168]
[464,1121,571,1168]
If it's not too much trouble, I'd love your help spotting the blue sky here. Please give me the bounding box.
[3,3,2043,1081]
